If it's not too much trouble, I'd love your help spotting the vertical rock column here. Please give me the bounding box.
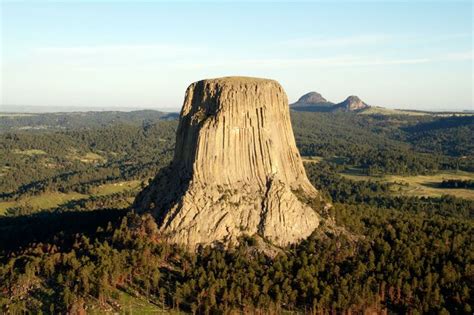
[134,76,325,249]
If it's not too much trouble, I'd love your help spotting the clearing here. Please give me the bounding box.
[13,149,47,156]
[341,169,474,200]
[88,290,181,314]
[0,180,143,215]
[359,107,429,116]
[0,191,86,215]
[301,156,323,163]
[0,113,37,117]
[90,180,143,196]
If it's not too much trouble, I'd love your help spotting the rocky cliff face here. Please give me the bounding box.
[134,77,327,249]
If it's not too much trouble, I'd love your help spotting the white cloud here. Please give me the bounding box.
[35,44,205,58]
[280,33,472,50]
[280,34,390,49]
[177,52,471,69]
[442,51,473,61]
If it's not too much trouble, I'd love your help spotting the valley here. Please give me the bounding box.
[0,107,472,314]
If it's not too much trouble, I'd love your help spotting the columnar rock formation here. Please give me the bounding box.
[135,76,327,248]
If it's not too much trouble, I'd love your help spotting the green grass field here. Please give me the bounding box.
[0,166,10,177]
[0,113,37,117]
[67,151,107,163]
[0,191,86,214]
[301,157,474,200]
[80,152,107,163]
[301,156,323,163]
[341,169,474,200]
[13,149,47,156]
[91,180,142,196]
[359,107,430,116]
[0,180,144,215]
[359,107,473,117]
[88,290,181,314]
[302,155,348,165]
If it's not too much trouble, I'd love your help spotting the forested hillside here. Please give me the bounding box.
[0,110,473,314]
[0,164,472,314]
[293,112,473,174]
[2,111,472,199]
[0,121,176,198]
[0,110,177,132]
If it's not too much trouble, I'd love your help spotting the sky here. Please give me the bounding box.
[1,0,473,112]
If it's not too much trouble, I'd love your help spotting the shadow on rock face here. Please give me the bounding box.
[133,163,191,227]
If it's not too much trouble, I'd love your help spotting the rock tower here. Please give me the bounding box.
[134,76,326,248]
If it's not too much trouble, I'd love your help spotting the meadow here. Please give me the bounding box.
[0,180,143,215]
[341,169,474,199]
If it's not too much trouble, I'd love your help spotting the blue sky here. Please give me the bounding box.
[1,1,472,111]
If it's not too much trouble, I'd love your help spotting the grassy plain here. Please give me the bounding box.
[301,156,323,163]
[0,180,143,215]
[0,113,37,117]
[88,291,181,314]
[0,192,86,214]
[359,107,429,116]
[13,149,47,156]
[90,180,142,196]
[67,151,107,163]
[302,156,474,200]
[341,169,474,200]
[359,107,473,117]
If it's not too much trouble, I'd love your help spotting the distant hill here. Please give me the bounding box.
[293,91,330,105]
[290,92,335,112]
[291,92,369,113]
[291,92,474,116]
[332,95,369,112]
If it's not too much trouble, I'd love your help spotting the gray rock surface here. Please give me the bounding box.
[134,76,326,249]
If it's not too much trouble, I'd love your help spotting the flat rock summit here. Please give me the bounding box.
[135,76,328,249]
